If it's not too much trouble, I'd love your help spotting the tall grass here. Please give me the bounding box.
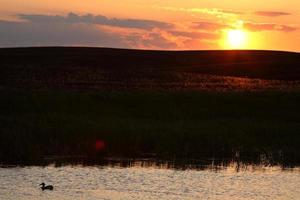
[1,89,300,166]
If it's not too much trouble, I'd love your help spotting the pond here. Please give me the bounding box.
[0,164,299,200]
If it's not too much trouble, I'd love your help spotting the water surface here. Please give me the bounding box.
[0,165,299,200]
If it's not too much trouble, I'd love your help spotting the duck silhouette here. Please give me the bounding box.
[40,183,54,190]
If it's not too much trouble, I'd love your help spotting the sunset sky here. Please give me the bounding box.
[0,0,299,51]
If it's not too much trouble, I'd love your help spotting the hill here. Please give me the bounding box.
[1,47,300,91]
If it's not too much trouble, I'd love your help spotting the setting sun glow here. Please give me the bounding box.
[226,30,248,49]
[0,0,299,51]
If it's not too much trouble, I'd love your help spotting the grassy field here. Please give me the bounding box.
[1,89,300,167]
[1,47,300,91]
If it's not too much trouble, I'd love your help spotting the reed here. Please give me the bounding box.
[1,89,300,166]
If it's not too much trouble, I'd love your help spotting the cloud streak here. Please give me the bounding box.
[244,22,297,32]
[254,11,291,17]
[156,6,243,17]
[157,6,293,19]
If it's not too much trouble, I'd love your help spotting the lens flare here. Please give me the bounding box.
[95,140,106,151]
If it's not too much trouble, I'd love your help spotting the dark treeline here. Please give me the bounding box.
[1,90,300,167]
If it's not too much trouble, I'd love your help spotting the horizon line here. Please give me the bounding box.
[0,46,299,54]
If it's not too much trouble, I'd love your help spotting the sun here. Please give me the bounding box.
[225,29,248,49]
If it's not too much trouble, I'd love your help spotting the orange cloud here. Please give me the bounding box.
[168,30,219,40]
[156,6,243,17]
[192,21,231,31]
[244,22,297,32]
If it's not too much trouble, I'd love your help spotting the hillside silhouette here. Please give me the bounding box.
[1,47,300,80]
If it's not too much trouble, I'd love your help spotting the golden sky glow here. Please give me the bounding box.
[0,0,299,51]
[225,29,248,49]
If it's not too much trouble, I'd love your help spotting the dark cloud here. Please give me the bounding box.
[1,12,256,49]
[0,18,179,49]
[18,12,174,30]
[254,11,291,17]
[192,22,231,31]
[244,22,297,32]
[0,20,127,47]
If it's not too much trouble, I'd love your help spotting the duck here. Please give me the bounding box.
[40,183,54,190]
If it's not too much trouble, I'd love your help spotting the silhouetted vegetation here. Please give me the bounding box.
[1,90,300,167]
[1,47,300,167]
